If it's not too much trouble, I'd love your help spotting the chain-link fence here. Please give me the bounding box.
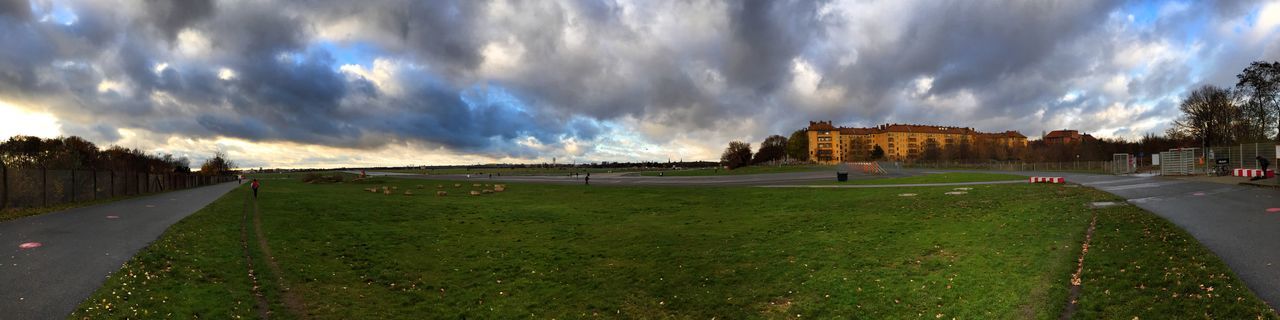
[0,164,236,210]
[1207,143,1276,170]
[905,160,1113,173]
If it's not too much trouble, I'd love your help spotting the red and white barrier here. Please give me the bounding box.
[1232,168,1275,178]
[1030,177,1064,183]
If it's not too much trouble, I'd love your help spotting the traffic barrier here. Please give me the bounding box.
[846,162,887,175]
[1030,177,1064,183]
[1232,168,1275,178]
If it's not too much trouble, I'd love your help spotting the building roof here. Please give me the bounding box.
[808,121,837,131]
[806,121,1026,139]
[838,127,878,135]
[1044,130,1081,138]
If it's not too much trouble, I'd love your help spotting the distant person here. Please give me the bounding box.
[1254,156,1271,181]
[585,172,590,185]
[251,179,260,198]
[237,174,243,184]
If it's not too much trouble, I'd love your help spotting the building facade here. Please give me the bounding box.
[1042,130,1092,145]
[807,121,1028,163]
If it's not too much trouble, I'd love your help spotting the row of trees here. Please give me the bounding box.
[719,134,796,169]
[0,135,236,175]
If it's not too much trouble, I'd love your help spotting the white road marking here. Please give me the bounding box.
[1100,180,1186,191]
[1080,179,1149,186]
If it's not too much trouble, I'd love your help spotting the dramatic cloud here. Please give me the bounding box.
[0,0,1278,167]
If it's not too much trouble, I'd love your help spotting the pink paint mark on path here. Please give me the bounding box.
[1192,192,1206,196]
[18,242,42,249]
[1266,208,1280,213]
[106,215,120,219]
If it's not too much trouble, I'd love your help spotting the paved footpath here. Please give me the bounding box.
[0,182,240,319]
[967,170,1280,310]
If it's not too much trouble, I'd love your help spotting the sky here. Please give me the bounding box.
[0,0,1279,168]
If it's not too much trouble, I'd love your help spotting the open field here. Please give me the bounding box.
[639,165,833,176]
[381,167,653,176]
[817,172,1028,185]
[72,175,1276,319]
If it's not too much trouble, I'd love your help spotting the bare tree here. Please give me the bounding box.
[1170,85,1239,147]
[1236,61,1280,141]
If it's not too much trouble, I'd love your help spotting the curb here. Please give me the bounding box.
[1238,181,1280,189]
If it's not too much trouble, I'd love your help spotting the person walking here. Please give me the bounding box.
[584,172,590,185]
[251,179,260,198]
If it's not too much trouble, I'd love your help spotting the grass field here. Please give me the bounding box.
[818,172,1029,185]
[383,167,650,176]
[639,165,832,176]
[72,176,1277,319]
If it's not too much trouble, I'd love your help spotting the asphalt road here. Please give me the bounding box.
[954,170,1280,310]
[0,182,240,319]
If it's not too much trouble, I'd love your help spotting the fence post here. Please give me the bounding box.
[110,171,114,198]
[70,169,76,203]
[1,161,6,210]
[91,169,97,201]
[42,167,47,207]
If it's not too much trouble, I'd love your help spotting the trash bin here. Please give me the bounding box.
[836,162,850,182]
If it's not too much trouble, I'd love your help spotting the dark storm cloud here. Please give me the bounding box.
[0,0,29,20]
[814,1,1124,128]
[143,0,215,41]
[0,0,1275,162]
[726,0,824,93]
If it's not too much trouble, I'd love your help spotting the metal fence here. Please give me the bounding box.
[0,165,236,210]
[1159,148,1197,176]
[1112,154,1134,174]
[1207,143,1277,170]
[905,160,1113,173]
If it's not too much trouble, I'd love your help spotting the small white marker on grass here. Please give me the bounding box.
[898,193,917,197]
[944,191,967,195]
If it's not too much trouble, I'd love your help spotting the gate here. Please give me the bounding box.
[1159,148,1196,176]
[1111,153,1134,174]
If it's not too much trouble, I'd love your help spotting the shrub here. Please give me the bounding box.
[302,173,344,184]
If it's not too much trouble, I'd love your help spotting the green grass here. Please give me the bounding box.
[817,172,1028,185]
[381,167,646,176]
[72,178,1277,319]
[639,165,832,176]
[1076,202,1273,318]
